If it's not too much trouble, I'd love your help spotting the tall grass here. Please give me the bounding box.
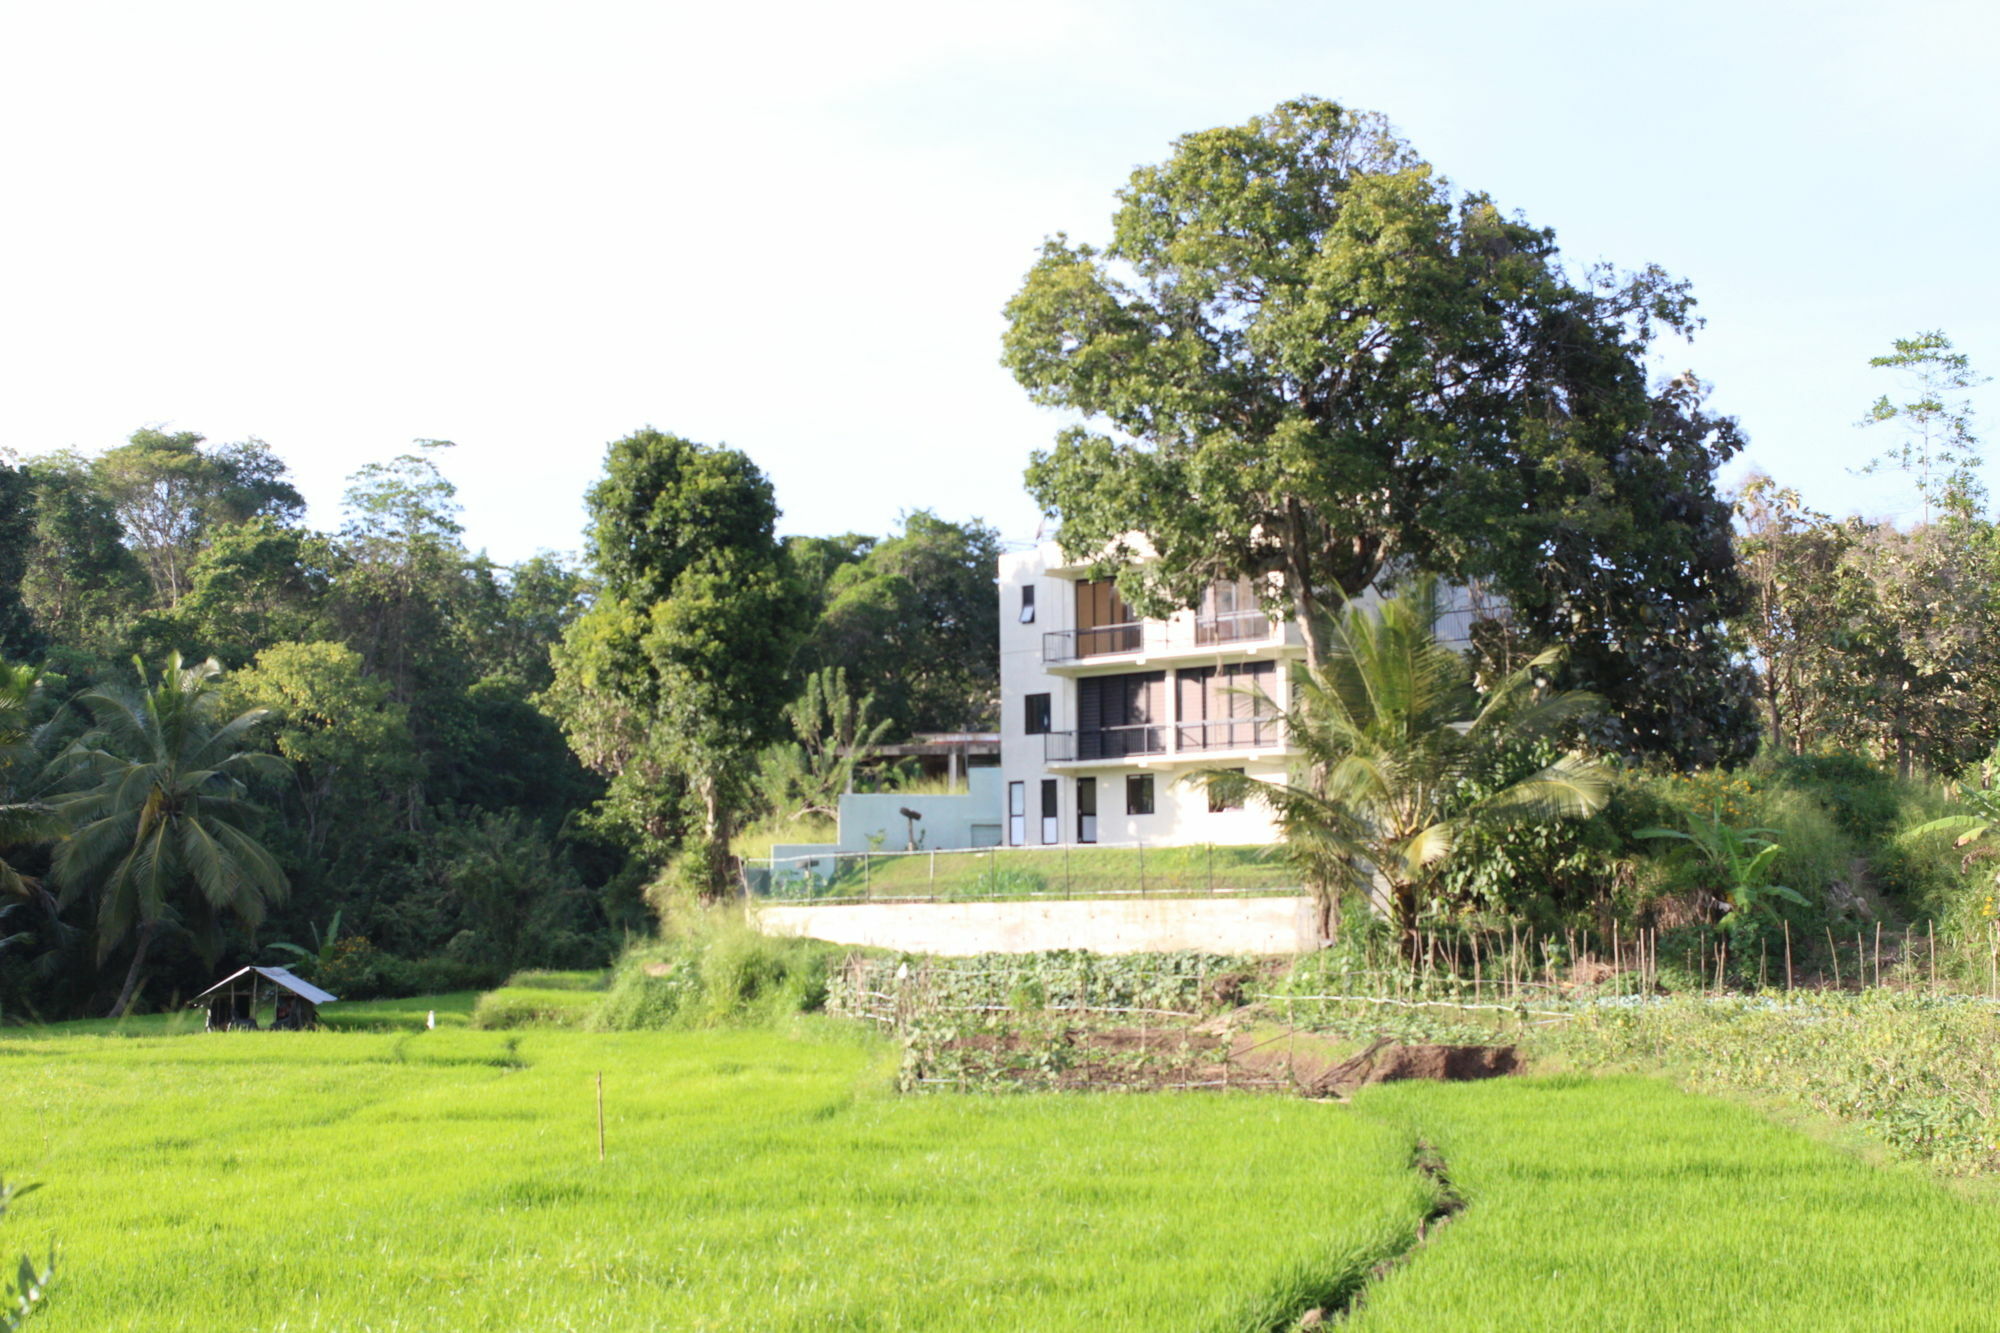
[589,914,841,1031]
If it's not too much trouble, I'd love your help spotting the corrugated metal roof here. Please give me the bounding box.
[192,965,338,1006]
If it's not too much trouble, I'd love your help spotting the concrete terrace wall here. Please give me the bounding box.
[755,894,1317,956]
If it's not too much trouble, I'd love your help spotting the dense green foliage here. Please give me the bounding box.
[0,425,1004,1019]
[544,429,806,900]
[792,510,1002,735]
[51,654,291,1016]
[589,916,839,1032]
[1005,95,1755,766]
[1544,993,2000,1174]
[1736,333,1999,776]
[1206,579,1606,948]
[0,436,622,1019]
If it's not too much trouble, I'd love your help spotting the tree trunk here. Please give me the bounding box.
[1393,882,1421,967]
[698,772,735,901]
[108,922,157,1019]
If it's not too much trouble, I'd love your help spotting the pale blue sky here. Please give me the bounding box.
[0,0,1992,561]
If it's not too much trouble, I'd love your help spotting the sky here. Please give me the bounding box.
[0,0,1993,563]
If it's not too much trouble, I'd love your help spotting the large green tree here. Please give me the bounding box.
[52,653,290,1016]
[1735,335,1999,776]
[544,429,803,900]
[91,430,304,607]
[14,453,143,653]
[1004,96,1754,766]
[798,511,1001,734]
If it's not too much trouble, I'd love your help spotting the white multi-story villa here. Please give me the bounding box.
[994,542,1297,849]
[763,540,1480,872]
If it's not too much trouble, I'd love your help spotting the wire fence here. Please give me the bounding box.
[745,840,1304,904]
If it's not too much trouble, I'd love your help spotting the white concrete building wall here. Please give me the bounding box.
[832,766,1004,853]
[996,542,1298,849]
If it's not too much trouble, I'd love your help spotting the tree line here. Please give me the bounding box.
[0,429,1001,1017]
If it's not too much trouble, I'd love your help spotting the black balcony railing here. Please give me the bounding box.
[1077,722,1167,761]
[1043,718,1284,763]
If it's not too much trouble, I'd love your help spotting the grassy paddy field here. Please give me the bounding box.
[9,997,2000,1331]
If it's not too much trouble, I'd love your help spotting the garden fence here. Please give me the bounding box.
[744,840,1303,904]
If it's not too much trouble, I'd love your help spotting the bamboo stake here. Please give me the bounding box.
[1784,919,1793,992]
[1874,922,1883,989]
[1827,926,1841,989]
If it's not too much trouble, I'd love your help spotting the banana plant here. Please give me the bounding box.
[1638,804,1808,938]
[1902,785,2000,865]
[266,909,343,981]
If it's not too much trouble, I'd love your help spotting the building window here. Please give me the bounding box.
[1207,769,1246,813]
[1176,661,1279,752]
[1077,671,1167,760]
[1019,585,1036,623]
[1040,779,1060,845]
[1008,781,1025,846]
[1024,692,1051,735]
[1126,774,1154,816]
[1077,777,1098,843]
[1074,579,1139,656]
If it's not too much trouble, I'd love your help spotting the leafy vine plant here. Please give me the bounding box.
[1638,803,1807,943]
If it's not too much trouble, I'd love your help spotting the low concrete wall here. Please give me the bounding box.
[755,895,1316,955]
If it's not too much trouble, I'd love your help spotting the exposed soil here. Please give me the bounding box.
[916,1022,1519,1096]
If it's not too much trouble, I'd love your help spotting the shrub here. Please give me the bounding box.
[468,987,600,1030]
[589,912,836,1031]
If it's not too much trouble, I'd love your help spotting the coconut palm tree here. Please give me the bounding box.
[52,652,290,1017]
[1202,579,1609,960]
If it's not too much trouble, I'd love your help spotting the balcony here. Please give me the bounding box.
[1041,610,1281,668]
[1042,717,1285,766]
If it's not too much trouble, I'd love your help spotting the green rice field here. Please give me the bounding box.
[10,1000,2000,1330]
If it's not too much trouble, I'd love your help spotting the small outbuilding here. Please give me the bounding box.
[192,966,338,1031]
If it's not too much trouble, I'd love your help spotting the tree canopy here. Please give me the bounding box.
[546,429,804,900]
[1004,95,1755,766]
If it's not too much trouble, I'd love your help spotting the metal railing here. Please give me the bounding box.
[1194,609,1272,645]
[1042,613,1282,664]
[1174,717,1284,751]
[1078,721,1167,760]
[1042,622,1149,663]
[746,839,1301,904]
[1041,718,1285,763]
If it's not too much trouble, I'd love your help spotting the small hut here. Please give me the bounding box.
[192,966,338,1031]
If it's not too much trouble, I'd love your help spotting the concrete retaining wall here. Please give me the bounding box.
[755,894,1316,956]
